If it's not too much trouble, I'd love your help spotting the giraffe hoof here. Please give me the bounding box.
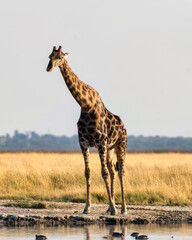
[83,208,90,214]
[107,204,117,215]
[121,209,127,215]
[111,210,117,215]
[111,208,117,215]
[106,206,111,213]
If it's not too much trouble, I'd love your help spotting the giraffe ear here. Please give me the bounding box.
[64,52,70,59]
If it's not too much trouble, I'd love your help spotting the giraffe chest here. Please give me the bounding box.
[77,118,106,147]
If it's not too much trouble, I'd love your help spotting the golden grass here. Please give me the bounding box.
[0,152,191,206]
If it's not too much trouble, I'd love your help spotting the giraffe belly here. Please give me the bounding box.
[78,123,121,148]
[80,132,119,149]
[78,118,121,148]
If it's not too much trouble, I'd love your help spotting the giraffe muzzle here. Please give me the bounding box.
[47,61,53,72]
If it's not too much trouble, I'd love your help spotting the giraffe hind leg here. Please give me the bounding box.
[115,138,127,215]
[98,142,117,215]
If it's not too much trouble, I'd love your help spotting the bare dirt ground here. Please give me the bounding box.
[0,200,192,225]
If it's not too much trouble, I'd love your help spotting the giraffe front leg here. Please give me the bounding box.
[99,143,117,215]
[80,145,91,214]
[106,148,116,213]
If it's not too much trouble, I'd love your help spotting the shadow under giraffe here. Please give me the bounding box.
[47,46,127,215]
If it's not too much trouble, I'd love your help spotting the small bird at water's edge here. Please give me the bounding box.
[35,235,47,240]
[112,232,124,237]
[131,232,139,237]
[136,235,148,240]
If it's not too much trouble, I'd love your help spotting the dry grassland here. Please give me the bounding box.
[0,152,191,206]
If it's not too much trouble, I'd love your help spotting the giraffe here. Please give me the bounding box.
[46,46,127,215]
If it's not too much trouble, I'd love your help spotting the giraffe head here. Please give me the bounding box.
[47,46,70,72]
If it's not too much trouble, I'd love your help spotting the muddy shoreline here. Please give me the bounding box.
[0,200,192,226]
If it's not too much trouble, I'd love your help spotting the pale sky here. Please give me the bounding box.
[0,0,192,137]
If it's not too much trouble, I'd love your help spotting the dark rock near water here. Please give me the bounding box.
[187,217,192,224]
[130,218,149,224]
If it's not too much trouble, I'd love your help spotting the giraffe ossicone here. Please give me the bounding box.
[47,46,127,215]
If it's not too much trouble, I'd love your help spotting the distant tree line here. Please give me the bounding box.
[0,131,191,151]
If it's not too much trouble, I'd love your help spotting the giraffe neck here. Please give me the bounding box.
[59,59,96,111]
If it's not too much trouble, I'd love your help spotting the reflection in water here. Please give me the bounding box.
[85,225,126,240]
[82,224,191,240]
[0,224,191,240]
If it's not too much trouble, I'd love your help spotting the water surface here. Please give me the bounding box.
[0,224,191,240]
